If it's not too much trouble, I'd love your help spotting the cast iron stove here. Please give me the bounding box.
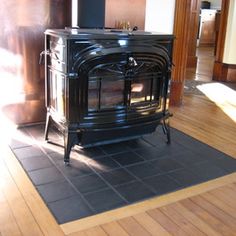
[43,28,174,164]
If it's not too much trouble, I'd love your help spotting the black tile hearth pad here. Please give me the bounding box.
[9,125,236,224]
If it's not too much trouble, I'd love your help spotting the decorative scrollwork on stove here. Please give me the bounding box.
[71,42,171,75]
[84,51,170,80]
[89,63,126,77]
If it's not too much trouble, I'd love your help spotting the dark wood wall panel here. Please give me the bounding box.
[0,0,71,125]
[213,0,231,81]
[170,0,192,106]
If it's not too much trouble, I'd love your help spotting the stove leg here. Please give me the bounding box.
[45,112,51,141]
[64,131,77,165]
[162,118,171,144]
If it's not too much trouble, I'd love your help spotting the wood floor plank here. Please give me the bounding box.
[159,204,206,236]
[68,231,87,236]
[0,160,43,236]
[172,202,222,236]
[191,195,236,231]
[226,183,236,193]
[227,183,236,196]
[181,198,235,236]
[118,217,151,236]
[209,185,236,210]
[102,222,129,236]
[201,191,236,219]
[84,226,108,236]
[147,208,189,236]
[133,212,171,236]
[0,191,23,236]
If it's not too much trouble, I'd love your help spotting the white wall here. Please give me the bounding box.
[223,0,236,64]
[208,0,221,10]
[145,0,175,34]
[72,0,78,27]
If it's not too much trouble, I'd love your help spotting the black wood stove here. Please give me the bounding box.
[43,28,174,164]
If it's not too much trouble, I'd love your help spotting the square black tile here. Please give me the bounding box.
[48,195,93,224]
[88,156,120,172]
[55,159,93,178]
[111,151,145,166]
[135,146,166,160]
[142,130,181,149]
[190,161,228,180]
[9,138,32,150]
[150,157,184,172]
[169,168,204,187]
[37,180,77,203]
[100,169,136,186]
[125,139,152,150]
[70,174,108,194]
[40,142,64,155]
[28,166,64,185]
[142,132,165,147]
[84,188,126,213]
[212,157,236,172]
[125,162,163,179]
[193,145,230,161]
[46,132,63,144]
[48,152,64,163]
[25,124,45,140]
[75,147,106,159]
[8,129,34,149]
[171,129,205,148]
[171,150,206,166]
[143,174,181,195]
[12,146,46,160]
[101,142,130,155]
[136,143,186,161]
[115,181,155,202]
[20,155,53,171]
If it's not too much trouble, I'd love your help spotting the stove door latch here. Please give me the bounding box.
[127,57,138,68]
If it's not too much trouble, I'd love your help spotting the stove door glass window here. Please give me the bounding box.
[88,76,125,111]
[130,74,162,106]
[100,79,124,109]
[130,79,151,104]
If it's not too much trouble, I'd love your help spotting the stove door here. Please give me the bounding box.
[77,49,169,127]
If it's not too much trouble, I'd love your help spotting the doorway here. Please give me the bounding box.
[186,0,222,82]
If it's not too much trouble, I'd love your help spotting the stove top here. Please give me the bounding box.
[45,27,174,40]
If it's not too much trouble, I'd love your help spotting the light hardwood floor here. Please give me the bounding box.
[186,47,215,82]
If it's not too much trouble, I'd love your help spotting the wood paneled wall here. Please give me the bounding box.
[170,0,192,106]
[213,0,232,82]
[105,0,146,30]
